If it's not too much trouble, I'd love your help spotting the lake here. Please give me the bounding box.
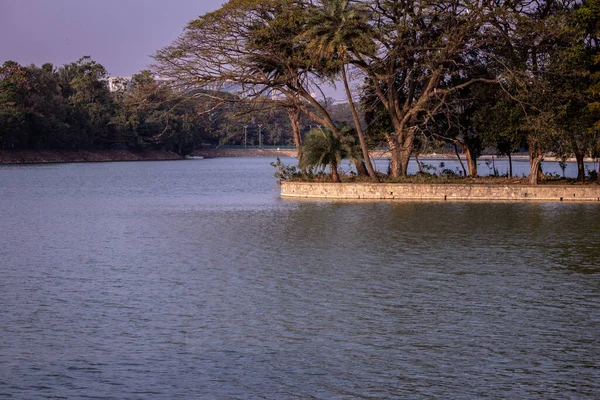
[0,157,599,399]
[373,156,598,178]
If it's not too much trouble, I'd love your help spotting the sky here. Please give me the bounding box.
[0,0,227,76]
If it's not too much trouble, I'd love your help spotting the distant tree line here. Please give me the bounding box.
[155,0,600,183]
[0,57,335,154]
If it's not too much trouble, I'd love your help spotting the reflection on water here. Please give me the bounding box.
[0,158,599,399]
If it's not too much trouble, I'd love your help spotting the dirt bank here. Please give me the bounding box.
[0,149,182,165]
[190,148,298,158]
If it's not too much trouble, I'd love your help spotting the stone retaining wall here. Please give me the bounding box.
[281,182,600,202]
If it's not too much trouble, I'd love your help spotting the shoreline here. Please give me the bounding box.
[190,148,298,158]
[192,149,596,163]
[0,148,597,165]
[0,148,298,164]
[0,149,183,165]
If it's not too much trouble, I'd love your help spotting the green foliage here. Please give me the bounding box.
[559,158,568,178]
[299,128,346,171]
[419,162,462,178]
[270,157,302,183]
[578,0,600,130]
[300,0,375,72]
[0,58,117,149]
[0,58,300,152]
[362,86,392,148]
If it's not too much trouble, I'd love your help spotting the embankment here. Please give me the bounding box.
[0,148,299,164]
[0,149,182,164]
[190,148,297,158]
[281,181,600,202]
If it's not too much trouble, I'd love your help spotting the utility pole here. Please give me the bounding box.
[244,125,248,149]
[258,124,263,149]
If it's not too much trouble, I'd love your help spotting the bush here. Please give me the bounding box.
[271,157,301,183]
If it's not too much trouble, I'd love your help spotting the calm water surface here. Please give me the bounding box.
[0,158,599,399]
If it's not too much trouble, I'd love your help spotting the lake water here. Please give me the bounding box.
[1,157,599,399]
[371,157,599,178]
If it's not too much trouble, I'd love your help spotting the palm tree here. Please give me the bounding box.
[300,0,379,182]
[300,127,345,181]
[243,0,344,182]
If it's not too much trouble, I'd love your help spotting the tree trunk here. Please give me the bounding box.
[529,154,543,185]
[387,136,401,177]
[575,151,585,181]
[287,108,305,174]
[508,152,513,177]
[465,147,478,177]
[399,132,415,177]
[342,65,378,182]
[415,152,422,173]
[454,141,477,177]
[537,162,545,180]
[354,160,368,176]
[400,152,411,177]
[454,143,467,176]
[330,159,340,182]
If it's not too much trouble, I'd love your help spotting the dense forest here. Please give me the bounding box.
[154,0,600,183]
[0,57,344,154]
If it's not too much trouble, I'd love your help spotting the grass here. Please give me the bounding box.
[272,157,599,185]
[286,173,599,185]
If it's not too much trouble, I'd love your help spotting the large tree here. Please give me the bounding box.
[300,0,379,181]
[156,0,328,180]
[345,0,519,176]
[156,0,386,181]
[514,0,598,183]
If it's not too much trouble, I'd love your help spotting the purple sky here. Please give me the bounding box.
[0,0,226,76]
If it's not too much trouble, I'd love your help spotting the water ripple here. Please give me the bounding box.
[1,159,599,399]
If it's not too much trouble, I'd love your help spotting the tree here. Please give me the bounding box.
[348,0,517,176]
[580,0,600,134]
[422,83,490,177]
[57,56,116,148]
[299,127,347,173]
[0,61,30,149]
[154,4,304,123]
[119,70,228,154]
[300,0,378,181]
[483,1,595,184]
[155,0,371,182]
[473,90,526,178]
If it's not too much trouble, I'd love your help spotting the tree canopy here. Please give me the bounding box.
[153,0,600,182]
[0,58,307,153]
[2,0,599,183]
